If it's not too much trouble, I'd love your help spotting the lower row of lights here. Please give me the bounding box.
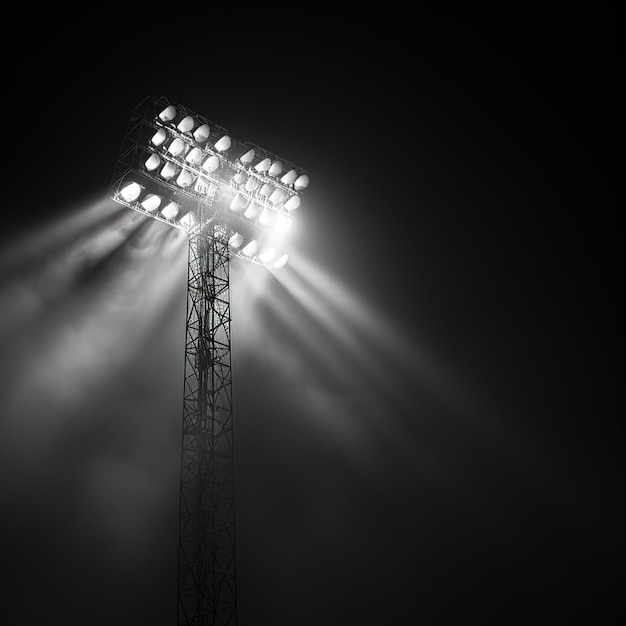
[229,234,289,270]
[119,181,288,269]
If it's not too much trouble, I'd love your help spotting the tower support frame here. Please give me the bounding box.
[177,227,237,625]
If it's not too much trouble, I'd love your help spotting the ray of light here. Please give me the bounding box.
[0,198,132,335]
[279,251,479,411]
[0,196,186,626]
[229,247,461,488]
[251,246,616,544]
[0,198,188,519]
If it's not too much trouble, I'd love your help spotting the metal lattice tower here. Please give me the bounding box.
[178,230,236,624]
[109,95,309,626]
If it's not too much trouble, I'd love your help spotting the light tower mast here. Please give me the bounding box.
[109,95,309,625]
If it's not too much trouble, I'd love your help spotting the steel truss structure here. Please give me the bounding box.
[178,229,236,625]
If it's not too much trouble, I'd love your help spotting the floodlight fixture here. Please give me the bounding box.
[109,95,309,626]
[111,94,308,271]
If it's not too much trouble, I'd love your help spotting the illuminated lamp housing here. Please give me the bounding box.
[272,254,289,270]
[140,194,162,212]
[151,128,167,147]
[294,174,309,191]
[241,240,258,256]
[193,124,211,143]
[232,171,246,185]
[177,116,195,133]
[186,146,204,165]
[202,155,219,173]
[268,160,283,177]
[110,96,309,270]
[160,201,179,220]
[228,232,244,248]
[214,135,231,152]
[254,157,271,172]
[168,138,187,157]
[176,169,194,188]
[269,188,285,204]
[120,181,143,203]
[240,148,255,164]
[178,212,195,229]
[145,153,161,171]
[284,195,300,211]
[158,105,176,122]
[161,162,178,180]
[280,169,297,185]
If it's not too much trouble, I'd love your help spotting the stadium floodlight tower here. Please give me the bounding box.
[109,95,309,626]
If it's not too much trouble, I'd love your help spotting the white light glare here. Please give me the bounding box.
[244,202,261,219]
[241,240,258,256]
[230,193,248,212]
[259,207,277,226]
[259,247,276,263]
[272,253,289,269]
[274,213,293,233]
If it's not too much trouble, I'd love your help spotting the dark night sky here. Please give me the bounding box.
[1,4,623,625]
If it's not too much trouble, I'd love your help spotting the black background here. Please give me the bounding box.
[1,4,623,625]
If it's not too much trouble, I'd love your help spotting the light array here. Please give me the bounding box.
[110,95,309,269]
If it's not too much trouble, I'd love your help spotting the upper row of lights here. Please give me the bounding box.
[152,104,309,201]
[116,101,310,269]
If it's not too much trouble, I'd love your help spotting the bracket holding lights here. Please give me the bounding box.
[110,95,309,269]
